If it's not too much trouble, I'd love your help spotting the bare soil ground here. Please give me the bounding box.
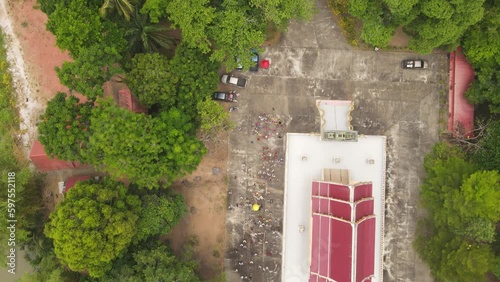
[389,27,411,48]
[6,0,71,103]
[5,1,228,280]
[163,137,228,280]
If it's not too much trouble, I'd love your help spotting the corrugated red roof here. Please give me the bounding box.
[310,182,376,282]
[64,175,92,192]
[29,140,84,171]
[449,47,475,137]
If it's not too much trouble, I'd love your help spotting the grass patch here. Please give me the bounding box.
[32,4,41,10]
[21,21,29,28]
[326,0,361,47]
[263,23,283,47]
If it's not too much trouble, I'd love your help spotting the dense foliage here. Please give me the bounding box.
[348,0,485,53]
[38,93,94,162]
[126,53,178,108]
[141,0,315,69]
[44,178,141,277]
[472,121,500,171]
[134,193,187,243]
[197,98,234,139]
[462,0,500,113]
[98,241,200,282]
[415,143,500,281]
[86,100,206,189]
[169,43,220,118]
[46,0,104,57]
[0,32,49,265]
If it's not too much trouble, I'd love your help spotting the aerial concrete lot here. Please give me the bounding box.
[224,0,445,281]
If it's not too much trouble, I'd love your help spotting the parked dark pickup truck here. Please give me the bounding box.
[212,91,237,102]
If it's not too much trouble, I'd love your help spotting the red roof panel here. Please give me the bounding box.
[448,47,475,137]
[65,175,92,192]
[354,183,372,201]
[310,181,376,282]
[29,140,84,171]
[355,200,374,221]
[329,219,352,281]
[356,218,376,282]
[330,200,351,220]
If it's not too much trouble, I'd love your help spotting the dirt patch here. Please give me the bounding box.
[163,136,228,280]
[6,0,71,103]
[389,27,411,48]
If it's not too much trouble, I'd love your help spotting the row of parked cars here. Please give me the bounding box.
[212,50,260,102]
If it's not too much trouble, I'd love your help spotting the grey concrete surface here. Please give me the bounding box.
[224,0,443,281]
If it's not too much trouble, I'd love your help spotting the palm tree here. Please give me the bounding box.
[99,0,136,21]
[125,11,176,55]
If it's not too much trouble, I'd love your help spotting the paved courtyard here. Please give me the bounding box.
[224,0,445,281]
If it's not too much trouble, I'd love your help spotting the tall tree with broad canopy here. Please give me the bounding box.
[46,0,104,57]
[169,43,219,119]
[248,0,315,30]
[208,7,267,70]
[99,0,137,21]
[98,241,200,282]
[133,192,187,243]
[164,0,216,53]
[86,100,206,189]
[38,92,94,162]
[56,26,127,99]
[196,98,234,140]
[472,121,500,171]
[125,11,175,55]
[415,143,498,281]
[462,0,500,112]
[126,53,178,108]
[140,0,314,69]
[44,178,141,278]
[406,0,485,53]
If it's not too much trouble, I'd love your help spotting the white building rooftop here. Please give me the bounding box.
[281,100,386,282]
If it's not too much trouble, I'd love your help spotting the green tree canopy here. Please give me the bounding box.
[209,7,267,70]
[86,100,206,188]
[44,178,141,277]
[126,53,178,108]
[472,121,500,170]
[46,0,104,57]
[165,0,216,53]
[134,193,187,243]
[196,97,234,139]
[169,43,219,118]
[406,0,485,53]
[462,0,500,112]
[416,143,498,281]
[99,241,200,282]
[125,11,175,55]
[99,0,137,21]
[38,92,94,162]
[248,0,315,30]
[56,35,126,99]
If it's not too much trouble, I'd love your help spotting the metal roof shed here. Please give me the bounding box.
[29,140,84,171]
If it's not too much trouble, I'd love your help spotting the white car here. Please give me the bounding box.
[401,59,428,69]
[221,74,247,88]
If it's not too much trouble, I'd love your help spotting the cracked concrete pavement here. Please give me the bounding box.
[224,0,443,281]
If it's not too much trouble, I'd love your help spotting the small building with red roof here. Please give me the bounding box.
[63,175,93,193]
[29,140,85,171]
[448,47,475,137]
